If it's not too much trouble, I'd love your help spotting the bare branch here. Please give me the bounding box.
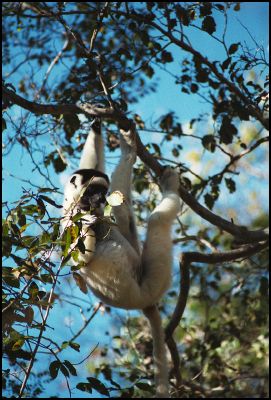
[177,184,268,244]
[89,2,109,52]
[2,86,116,118]
[39,35,71,95]
[166,240,268,339]
[165,240,268,389]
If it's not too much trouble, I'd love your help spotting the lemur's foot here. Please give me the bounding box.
[160,167,180,193]
[120,121,136,145]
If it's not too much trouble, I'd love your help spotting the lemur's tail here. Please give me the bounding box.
[143,305,169,398]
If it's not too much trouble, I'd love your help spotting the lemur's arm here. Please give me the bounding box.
[79,118,105,172]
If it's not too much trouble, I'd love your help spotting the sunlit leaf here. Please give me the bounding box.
[106,191,124,207]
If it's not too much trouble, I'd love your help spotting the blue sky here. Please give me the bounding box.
[2,3,269,398]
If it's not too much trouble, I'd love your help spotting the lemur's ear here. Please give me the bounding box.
[70,176,77,185]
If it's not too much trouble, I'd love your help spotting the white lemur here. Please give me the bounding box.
[63,118,181,397]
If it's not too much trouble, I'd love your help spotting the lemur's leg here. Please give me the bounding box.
[79,118,105,172]
[141,172,180,398]
[141,168,181,304]
[110,125,140,254]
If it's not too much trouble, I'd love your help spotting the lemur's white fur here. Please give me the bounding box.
[63,121,181,397]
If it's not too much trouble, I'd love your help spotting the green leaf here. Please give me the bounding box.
[219,117,238,144]
[202,16,216,35]
[191,83,199,93]
[71,250,80,263]
[28,282,39,299]
[38,187,60,193]
[12,339,25,351]
[228,43,240,55]
[135,382,154,393]
[69,342,80,352]
[64,360,77,376]
[52,155,67,173]
[63,114,80,140]
[76,382,93,393]
[71,212,85,223]
[172,147,180,157]
[225,178,236,193]
[86,377,109,396]
[63,227,72,257]
[49,360,61,379]
[24,306,34,326]
[221,57,232,71]
[60,364,69,377]
[176,5,190,26]
[204,193,215,210]
[38,195,63,209]
[39,231,51,246]
[61,341,70,350]
[40,273,53,283]
[151,143,161,156]
[17,212,26,227]
[103,204,112,217]
[202,135,216,152]
[60,254,72,268]
[2,268,20,288]
[200,2,212,17]
[36,198,46,219]
[161,50,173,63]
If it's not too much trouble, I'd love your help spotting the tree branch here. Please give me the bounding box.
[111,8,269,130]
[166,240,268,339]
[2,86,116,118]
[89,2,109,52]
[7,5,269,129]
[177,185,268,244]
[39,35,71,95]
[164,240,268,388]
[3,85,268,244]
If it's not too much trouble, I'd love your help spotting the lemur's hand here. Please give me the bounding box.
[120,123,137,160]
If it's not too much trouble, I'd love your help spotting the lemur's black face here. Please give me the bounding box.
[70,168,109,212]
[80,184,108,211]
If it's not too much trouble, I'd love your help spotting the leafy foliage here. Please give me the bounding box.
[2,2,269,398]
